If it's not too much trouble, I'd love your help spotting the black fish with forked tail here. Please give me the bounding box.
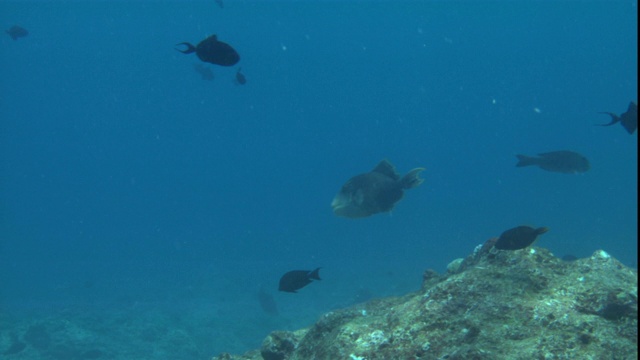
[279,268,321,293]
[176,34,239,66]
[598,101,637,134]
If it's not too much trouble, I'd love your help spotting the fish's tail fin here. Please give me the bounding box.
[175,42,196,54]
[309,268,322,281]
[400,168,425,189]
[596,112,620,127]
[535,227,550,236]
[515,155,538,167]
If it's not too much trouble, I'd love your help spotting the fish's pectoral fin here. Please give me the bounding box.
[596,112,620,126]
[175,42,196,54]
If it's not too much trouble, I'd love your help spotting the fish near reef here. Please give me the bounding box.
[515,150,590,174]
[332,159,425,218]
[495,225,549,250]
[278,268,321,293]
[6,25,28,40]
[176,35,239,66]
[598,101,637,134]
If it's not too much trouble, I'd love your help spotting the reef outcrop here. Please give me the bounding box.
[213,245,638,360]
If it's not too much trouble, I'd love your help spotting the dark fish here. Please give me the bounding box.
[214,0,224,8]
[278,268,321,293]
[515,150,590,174]
[235,67,246,85]
[598,101,637,134]
[332,159,425,218]
[495,225,549,250]
[193,63,214,81]
[257,286,278,315]
[176,35,240,66]
[6,25,28,40]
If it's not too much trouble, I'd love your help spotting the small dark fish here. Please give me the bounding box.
[6,25,28,40]
[495,225,549,250]
[516,150,590,174]
[332,159,425,218]
[257,286,278,315]
[214,0,224,9]
[598,101,637,134]
[176,34,240,66]
[193,63,214,81]
[235,67,246,85]
[278,268,321,293]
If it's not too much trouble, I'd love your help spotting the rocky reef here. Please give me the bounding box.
[213,243,638,360]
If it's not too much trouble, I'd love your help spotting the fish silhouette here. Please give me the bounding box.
[332,159,425,218]
[6,25,28,40]
[235,67,246,85]
[495,225,549,250]
[516,151,589,174]
[278,268,321,293]
[176,35,239,66]
[598,101,637,134]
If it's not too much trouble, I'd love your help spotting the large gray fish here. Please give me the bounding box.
[598,101,637,134]
[332,159,425,218]
[515,150,589,174]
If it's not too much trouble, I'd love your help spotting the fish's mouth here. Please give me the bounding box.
[331,195,368,218]
[331,195,349,211]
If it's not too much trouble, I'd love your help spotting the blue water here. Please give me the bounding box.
[1,0,637,356]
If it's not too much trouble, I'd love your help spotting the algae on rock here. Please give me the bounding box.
[212,245,638,360]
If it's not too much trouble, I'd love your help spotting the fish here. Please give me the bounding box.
[515,150,590,174]
[235,67,246,85]
[176,35,240,66]
[332,159,425,218]
[5,25,28,40]
[214,0,224,9]
[494,225,549,250]
[598,101,637,134]
[257,286,278,315]
[193,63,214,81]
[278,268,321,293]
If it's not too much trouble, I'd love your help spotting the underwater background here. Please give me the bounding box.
[1,0,637,356]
